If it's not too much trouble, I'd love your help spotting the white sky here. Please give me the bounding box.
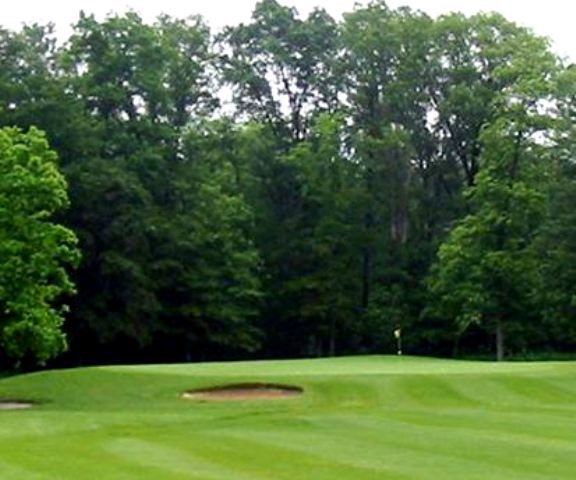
[2,0,575,62]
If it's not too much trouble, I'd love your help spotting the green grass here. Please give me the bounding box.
[0,356,575,479]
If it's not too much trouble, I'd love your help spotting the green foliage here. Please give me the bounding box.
[158,124,264,353]
[0,127,79,364]
[0,3,572,363]
[55,13,264,361]
[534,177,576,347]
[531,69,576,348]
[427,118,548,358]
[220,0,340,141]
[272,114,363,354]
[64,157,161,347]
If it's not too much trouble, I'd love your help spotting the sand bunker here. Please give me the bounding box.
[0,401,34,410]
[182,383,303,401]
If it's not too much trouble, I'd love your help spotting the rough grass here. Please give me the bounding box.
[0,356,575,479]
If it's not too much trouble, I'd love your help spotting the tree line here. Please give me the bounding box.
[1,0,575,367]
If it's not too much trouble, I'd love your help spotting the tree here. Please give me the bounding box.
[267,114,363,356]
[64,157,161,356]
[427,118,548,361]
[0,127,79,365]
[59,13,221,361]
[534,167,576,351]
[340,3,436,348]
[0,23,96,162]
[220,0,340,142]
[168,120,263,358]
[0,4,570,364]
[531,65,576,351]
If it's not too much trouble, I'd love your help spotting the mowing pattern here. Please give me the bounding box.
[0,356,575,479]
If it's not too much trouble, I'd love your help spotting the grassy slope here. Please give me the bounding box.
[0,356,575,479]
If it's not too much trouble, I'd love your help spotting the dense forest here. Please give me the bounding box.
[1,0,575,368]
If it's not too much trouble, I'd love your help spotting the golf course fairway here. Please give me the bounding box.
[0,356,575,479]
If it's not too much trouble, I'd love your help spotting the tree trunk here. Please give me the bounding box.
[495,319,505,362]
[361,249,371,309]
[328,317,336,357]
[452,335,460,358]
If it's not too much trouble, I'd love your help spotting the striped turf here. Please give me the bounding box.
[0,356,574,479]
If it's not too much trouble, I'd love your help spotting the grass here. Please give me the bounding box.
[0,355,575,479]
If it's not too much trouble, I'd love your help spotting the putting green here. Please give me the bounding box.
[0,356,575,479]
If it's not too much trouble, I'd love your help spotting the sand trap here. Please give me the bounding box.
[0,401,34,410]
[182,383,303,401]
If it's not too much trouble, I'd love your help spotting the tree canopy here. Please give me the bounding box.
[0,1,573,365]
[0,127,79,365]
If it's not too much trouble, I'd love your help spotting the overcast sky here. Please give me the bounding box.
[3,0,575,61]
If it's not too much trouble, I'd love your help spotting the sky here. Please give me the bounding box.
[2,0,575,61]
